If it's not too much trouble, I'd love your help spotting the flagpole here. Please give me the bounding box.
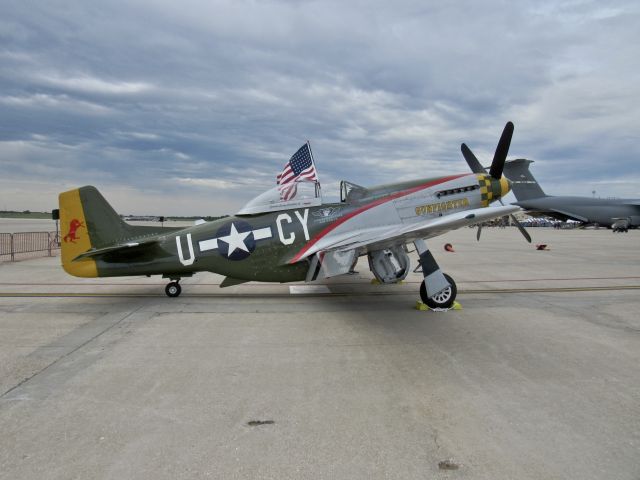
[306,140,321,198]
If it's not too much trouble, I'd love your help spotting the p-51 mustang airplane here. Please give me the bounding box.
[59,122,528,308]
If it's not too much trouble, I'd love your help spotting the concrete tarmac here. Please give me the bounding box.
[0,228,639,479]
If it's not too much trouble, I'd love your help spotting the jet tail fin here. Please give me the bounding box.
[503,159,547,201]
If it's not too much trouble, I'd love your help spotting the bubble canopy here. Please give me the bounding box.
[237,180,322,215]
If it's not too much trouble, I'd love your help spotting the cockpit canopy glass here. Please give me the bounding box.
[237,180,322,215]
[340,180,369,203]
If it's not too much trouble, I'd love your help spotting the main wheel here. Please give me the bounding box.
[165,281,182,298]
[420,273,457,309]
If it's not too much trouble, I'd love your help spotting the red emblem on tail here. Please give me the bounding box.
[64,219,85,243]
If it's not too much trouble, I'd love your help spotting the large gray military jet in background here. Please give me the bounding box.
[503,159,640,231]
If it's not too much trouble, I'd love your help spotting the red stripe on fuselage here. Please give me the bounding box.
[289,173,469,263]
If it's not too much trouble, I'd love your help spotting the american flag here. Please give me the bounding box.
[277,142,318,201]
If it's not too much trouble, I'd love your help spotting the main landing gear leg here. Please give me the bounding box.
[165,279,182,298]
[414,239,457,309]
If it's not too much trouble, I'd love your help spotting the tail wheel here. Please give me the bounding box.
[165,281,182,298]
[420,273,457,309]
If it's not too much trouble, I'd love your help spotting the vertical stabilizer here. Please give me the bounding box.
[59,186,132,277]
[503,159,547,200]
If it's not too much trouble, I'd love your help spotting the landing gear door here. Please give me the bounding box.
[320,249,357,278]
[306,249,357,281]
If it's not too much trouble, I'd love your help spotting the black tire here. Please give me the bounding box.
[165,282,182,298]
[420,273,457,309]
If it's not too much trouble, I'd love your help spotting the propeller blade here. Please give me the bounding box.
[461,143,486,174]
[476,224,482,241]
[510,214,532,243]
[489,121,514,179]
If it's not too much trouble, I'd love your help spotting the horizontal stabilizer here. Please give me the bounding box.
[73,240,158,261]
[220,276,249,288]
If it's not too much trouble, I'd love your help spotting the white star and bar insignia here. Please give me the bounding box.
[198,223,273,257]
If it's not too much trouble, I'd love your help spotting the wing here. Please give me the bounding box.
[518,206,588,223]
[292,204,520,264]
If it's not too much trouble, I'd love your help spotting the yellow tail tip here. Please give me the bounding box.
[59,188,98,278]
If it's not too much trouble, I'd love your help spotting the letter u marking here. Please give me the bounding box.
[176,234,195,266]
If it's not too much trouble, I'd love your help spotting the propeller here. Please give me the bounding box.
[490,121,513,179]
[461,121,531,243]
[462,121,514,179]
[512,215,532,242]
[461,143,484,175]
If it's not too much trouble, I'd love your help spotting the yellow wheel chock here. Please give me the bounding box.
[415,301,462,311]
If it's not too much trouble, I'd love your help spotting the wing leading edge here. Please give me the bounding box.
[292,205,520,263]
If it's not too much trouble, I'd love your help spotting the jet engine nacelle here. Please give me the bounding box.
[368,246,410,284]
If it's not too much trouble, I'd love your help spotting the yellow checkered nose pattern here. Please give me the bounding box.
[477,174,510,206]
[477,174,493,207]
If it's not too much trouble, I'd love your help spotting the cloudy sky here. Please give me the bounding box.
[1,0,639,215]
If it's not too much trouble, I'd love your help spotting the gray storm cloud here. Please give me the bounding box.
[1,0,639,214]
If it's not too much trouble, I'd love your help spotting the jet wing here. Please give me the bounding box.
[518,206,589,223]
[292,205,520,263]
[546,208,589,222]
